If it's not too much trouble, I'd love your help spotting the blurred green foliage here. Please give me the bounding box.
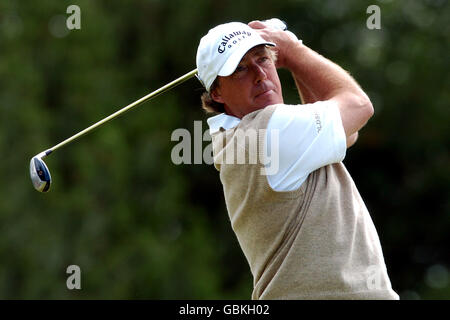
[0,0,448,299]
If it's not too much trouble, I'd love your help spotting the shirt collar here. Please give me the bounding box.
[206,113,241,134]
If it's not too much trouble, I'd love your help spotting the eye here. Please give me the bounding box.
[258,56,270,64]
[233,65,248,78]
[235,65,247,73]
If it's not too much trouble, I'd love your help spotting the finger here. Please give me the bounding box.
[248,20,266,29]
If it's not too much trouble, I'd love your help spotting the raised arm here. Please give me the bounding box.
[249,21,371,147]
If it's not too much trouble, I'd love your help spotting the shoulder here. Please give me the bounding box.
[267,101,342,133]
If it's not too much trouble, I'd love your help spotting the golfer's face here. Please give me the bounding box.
[214,46,283,118]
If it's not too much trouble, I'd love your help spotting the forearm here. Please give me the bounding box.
[293,77,317,104]
[285,42,368,102]
[347,132,359,148]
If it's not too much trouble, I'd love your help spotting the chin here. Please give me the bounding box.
[256,97,282,109]
[254,90,282,107]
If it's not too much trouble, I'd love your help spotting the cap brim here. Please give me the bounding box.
[217,39,275,77]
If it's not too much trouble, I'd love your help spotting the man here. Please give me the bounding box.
[196,20,399,300]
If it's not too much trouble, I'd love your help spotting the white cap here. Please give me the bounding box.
[196,22,275,92]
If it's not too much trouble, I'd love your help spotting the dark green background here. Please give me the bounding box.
[0,0,448,299]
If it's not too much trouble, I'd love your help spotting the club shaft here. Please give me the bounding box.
[47,68,198,154]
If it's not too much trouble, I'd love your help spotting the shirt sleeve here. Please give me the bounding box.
[265,101,347,191]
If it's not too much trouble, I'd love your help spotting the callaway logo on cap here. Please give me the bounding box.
[196,22,275,92]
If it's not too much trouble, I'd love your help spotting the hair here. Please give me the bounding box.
[200,79,223,114]
[200,46,278,114]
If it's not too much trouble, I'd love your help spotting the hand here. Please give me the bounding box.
[248,20,300,69]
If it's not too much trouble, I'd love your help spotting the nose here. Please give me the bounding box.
[251,63,267,84]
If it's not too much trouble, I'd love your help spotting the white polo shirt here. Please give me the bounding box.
[207,101,347,191]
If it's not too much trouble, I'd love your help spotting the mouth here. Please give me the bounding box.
[255,89,274,99]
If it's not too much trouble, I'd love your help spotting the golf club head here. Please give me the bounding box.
[30,153,51,192]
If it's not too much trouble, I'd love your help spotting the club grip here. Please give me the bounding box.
[261,18,288,31]
[261,18,301,44]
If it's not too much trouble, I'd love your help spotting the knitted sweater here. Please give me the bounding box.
[211,105,399,300]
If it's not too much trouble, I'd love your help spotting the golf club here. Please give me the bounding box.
[30,68,198,192]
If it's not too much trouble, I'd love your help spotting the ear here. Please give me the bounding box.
[210,87,225,104]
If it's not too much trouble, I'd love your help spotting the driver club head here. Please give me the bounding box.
[30,152,52,192]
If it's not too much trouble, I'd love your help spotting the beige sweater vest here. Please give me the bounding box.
[211,105,399,300]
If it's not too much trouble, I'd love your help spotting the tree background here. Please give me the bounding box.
[0,0,448,299]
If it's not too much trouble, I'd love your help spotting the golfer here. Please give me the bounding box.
[196,20,399,300]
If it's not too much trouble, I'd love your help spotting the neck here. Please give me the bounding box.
[224,104,242,119]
